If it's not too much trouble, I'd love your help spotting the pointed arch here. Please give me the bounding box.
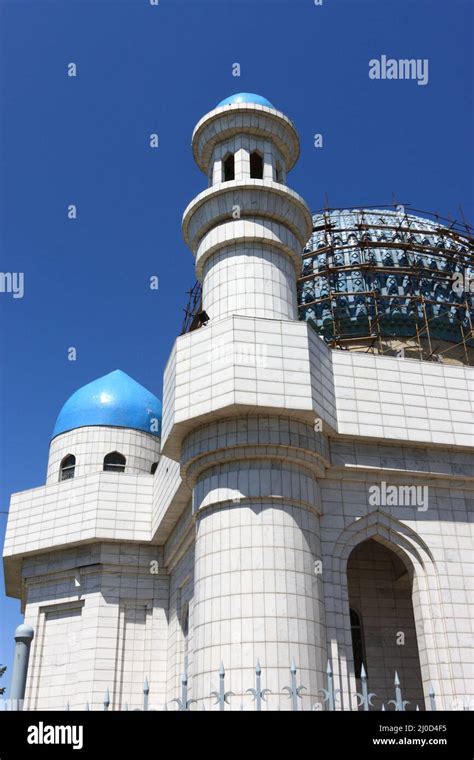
[249,150,264,179]
[323,509,453,710]
[103,451,126,472]
[331,509,436,577]
[222,153,235,182]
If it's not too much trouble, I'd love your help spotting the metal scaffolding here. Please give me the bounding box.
[298,204,474,366]
[180,204,474,366]
[180,280,202,335]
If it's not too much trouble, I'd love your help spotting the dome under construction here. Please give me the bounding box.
[298,207,474,365]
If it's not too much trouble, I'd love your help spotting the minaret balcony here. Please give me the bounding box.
[182,179,312,261]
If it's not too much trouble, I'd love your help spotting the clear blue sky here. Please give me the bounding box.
[0,0,472,691]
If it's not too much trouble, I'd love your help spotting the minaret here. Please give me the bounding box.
[182,92,312,322]
[167,93,329,709]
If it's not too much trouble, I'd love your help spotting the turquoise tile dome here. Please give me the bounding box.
[52,370,162,439]
[217,92,275,108]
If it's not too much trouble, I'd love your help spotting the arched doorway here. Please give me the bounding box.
[347,538,424,709]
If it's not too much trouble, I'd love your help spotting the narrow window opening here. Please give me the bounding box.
[350,607,366,679]
[151,462,158,475]
[182,604,189,667]
[59,454,76,481]
[250,151,263,179]
[223,154,235,182]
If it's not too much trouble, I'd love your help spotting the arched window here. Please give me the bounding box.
[59,454,75,481]
[350,607,366,679]
[223,154,235,182]
[150,462,158,475]
[103,452,126,473]
[250,151,263,179]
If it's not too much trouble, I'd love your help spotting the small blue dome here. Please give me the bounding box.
[52,370,162,439]
[217,92,275,109]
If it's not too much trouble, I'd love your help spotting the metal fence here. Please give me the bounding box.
[40,659,472,712]
[3,657,472,712]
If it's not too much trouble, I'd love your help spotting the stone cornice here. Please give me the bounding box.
[191,103,300,172]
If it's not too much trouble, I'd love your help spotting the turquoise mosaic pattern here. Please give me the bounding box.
[298,209,473,347]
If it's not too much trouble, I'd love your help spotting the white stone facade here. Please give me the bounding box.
[47,426,161,482]
[3,96,473,711]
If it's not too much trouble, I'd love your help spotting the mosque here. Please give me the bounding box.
[3,93,473,711]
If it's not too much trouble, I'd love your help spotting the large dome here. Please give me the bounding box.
[298,208,473,365]
[52,370,162,439]
[216,92,275,109]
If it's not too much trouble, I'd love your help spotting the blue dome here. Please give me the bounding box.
[217,92,275,109]
[52,370,162,439]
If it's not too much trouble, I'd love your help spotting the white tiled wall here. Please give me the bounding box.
[183,183,311,255]
[195,218,301,280]
[193,495,326,710]
[187,424,326,710]
[181,415,329,471]
[332,350,474,447]
[202,244,298,321]
[47,426,161,482]
[22,543,168,710]
[4,472,153,561]
[166,526,195,701]
[161,316,318,455]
